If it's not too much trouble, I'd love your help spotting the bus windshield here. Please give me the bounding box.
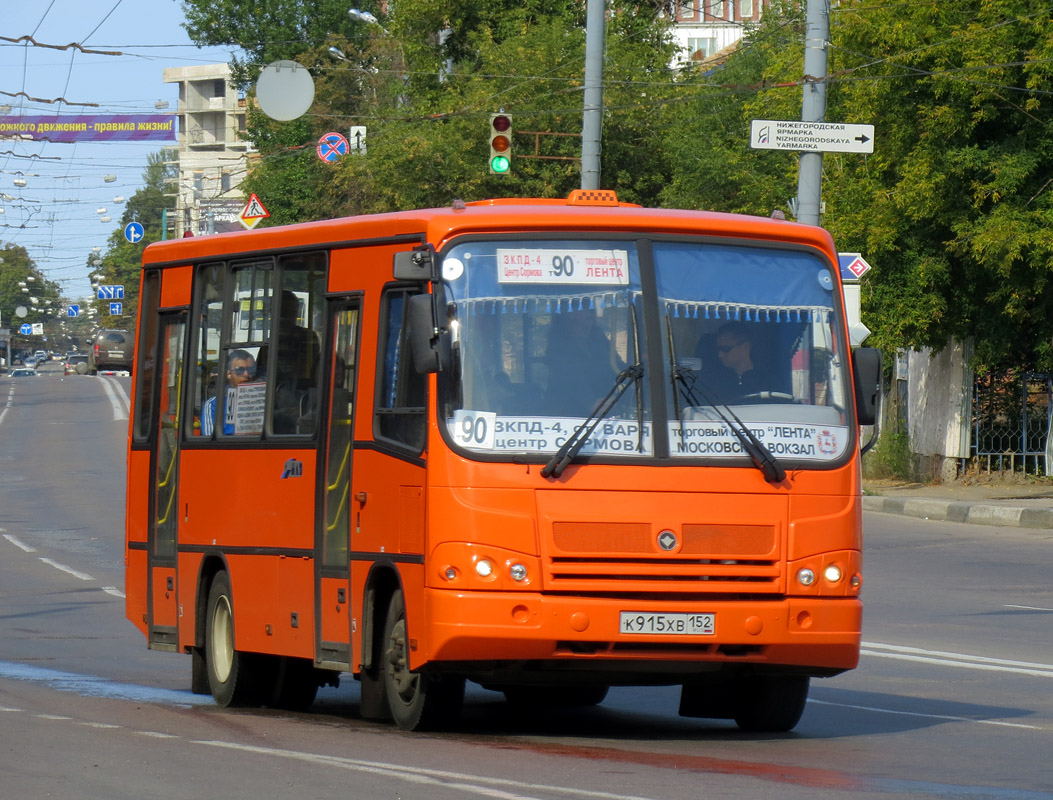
[441,237,850,465]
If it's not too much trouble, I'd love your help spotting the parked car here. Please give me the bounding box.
[88,329,134,374]
[64,353,90,375]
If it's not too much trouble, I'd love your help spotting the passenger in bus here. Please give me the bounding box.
[202,349,258,436]
[272,290,322,433]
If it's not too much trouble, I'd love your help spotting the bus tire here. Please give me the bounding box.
[381,590,465,731]
[205,571,263,707]
[732,675,809,733]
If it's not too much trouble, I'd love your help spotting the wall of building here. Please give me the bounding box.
[907,339,974,481]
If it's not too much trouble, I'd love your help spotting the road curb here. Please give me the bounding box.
[863,496,1053,529]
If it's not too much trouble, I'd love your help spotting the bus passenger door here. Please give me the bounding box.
[147,314,186,651]
[315,299,361,669]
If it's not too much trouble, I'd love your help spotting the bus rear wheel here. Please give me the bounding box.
[381,590,464,731]
[205,571,265,707]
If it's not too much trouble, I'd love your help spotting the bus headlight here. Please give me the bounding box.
[796,568,816,587]
[509,563,527,582]
[475,559,494,578]
[823,564,843,584]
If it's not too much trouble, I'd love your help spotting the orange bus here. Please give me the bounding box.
[125,190,880,732]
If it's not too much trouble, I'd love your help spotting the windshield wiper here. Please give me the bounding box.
[541,364,644,479]
[672,362,786,485]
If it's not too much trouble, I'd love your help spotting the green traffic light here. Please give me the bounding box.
[490,155,510,174]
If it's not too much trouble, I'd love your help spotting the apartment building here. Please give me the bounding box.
[162,64,252,236]
[671,0,771,66]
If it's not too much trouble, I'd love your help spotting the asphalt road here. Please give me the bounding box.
[2,363,1052,799]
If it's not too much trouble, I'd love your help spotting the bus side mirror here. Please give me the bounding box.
[393,247,436,281]
[852,347,881,426]
[406,293,449,374]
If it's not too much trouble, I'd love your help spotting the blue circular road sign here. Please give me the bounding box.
[124,221,145,244]
[317,132,349,163]
[20,323,32,335]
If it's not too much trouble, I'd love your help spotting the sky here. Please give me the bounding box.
[1,0,237,301]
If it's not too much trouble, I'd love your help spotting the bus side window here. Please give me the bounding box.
[271,255,325,435]
[375,286,426,451]
[189,263,224,438]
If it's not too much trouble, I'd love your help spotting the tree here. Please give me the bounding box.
[0,242,63,355]
[181,0,678,218]
[91,151,173,328]
[661,0,1053,372]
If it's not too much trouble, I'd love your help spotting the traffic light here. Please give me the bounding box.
[489,113,512,174]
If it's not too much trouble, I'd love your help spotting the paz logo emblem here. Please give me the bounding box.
[657,530,678,551]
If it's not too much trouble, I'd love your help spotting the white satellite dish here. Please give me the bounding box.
[256,60,315,121]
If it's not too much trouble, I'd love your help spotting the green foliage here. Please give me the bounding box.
[0,243,67,352]
[172,0,1053,376]
[862,428,913,481]
[196,0,676,219]
[88,151,173,328]
[662,0,1053,374]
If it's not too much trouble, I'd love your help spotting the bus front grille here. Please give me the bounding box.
[546,521,783,593]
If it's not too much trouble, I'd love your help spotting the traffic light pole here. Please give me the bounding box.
[580,0,605,190]
[795,0,829,226]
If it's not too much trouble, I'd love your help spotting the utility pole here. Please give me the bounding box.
[580,0,605,190]
[796,0,829,226]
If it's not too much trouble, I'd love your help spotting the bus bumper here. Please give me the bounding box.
[422,590,861,676]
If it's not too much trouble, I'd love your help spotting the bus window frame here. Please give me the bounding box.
[373,282,428,455]
[432,232,856,471]
[132,268,163,445]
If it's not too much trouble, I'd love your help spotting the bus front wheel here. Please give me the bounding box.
[732,675,810,733]
[381,590,465,731]
[205,571,263,707]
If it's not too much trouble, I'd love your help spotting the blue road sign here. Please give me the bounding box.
[124,221,145,244]
[109,302,123,316]
[97,285,125,300]
[317,131,349,163]
[67,305,80,317]
[838,252,873,281]
[19,323,32,335]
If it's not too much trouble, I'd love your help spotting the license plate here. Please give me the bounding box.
[619,612,715,636]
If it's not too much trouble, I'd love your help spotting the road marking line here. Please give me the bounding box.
[98,375,130,421]
[1005,604,1053,612]
[195,740,658,800]
[139,731,179,739]
[102,586,126,598]
[38,558,94,582]
[3,533,36,552]
[861,649,1053,678]
[34,714,73,721]
[808,698,1041,729]
[862,641,1053,675]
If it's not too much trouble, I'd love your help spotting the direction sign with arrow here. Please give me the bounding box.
[750,120,875,154]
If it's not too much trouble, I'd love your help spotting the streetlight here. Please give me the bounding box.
[348,8,379,24]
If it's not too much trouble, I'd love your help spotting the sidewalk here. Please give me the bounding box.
[862,477,1053,529]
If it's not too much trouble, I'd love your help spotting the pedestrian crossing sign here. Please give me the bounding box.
[239,194,270,230]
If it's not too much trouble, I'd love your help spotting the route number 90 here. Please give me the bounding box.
[451,410,496,449]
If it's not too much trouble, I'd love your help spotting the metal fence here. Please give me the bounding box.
[971,371,1053,475]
